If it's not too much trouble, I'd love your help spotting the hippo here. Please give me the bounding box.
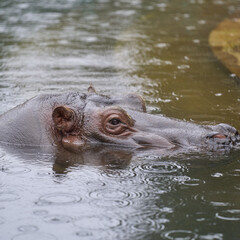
[0,86,239,154]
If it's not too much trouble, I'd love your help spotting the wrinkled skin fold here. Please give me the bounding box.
[0,86,239,153]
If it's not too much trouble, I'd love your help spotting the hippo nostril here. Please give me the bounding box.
[207,132,226,139]
[212,134,227,139]
[213,123,238,136]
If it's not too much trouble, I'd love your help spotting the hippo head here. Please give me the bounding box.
[51,86,240,153]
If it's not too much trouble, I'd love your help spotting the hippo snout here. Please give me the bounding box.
[206,123,240,148]
[212,123,238,136]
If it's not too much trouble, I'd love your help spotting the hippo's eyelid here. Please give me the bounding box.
[109,118,122,125]
[100,107,135,127]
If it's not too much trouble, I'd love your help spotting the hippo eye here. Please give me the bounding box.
[100,108,135,136]
[109,118,121,125]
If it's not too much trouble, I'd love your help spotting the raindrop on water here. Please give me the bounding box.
[162,230,198,240]
[2,166,31,174]
[11,232,57,240]
[216,209,240,221]
[0,192,20,202]
[43,215,72,224]
[18,225,38,233]
[74,215,122,230]
[36,193,82,206]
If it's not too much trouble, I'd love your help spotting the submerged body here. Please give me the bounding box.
[0,86,239,153]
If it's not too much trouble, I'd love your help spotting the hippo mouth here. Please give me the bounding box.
[205,124,240,150]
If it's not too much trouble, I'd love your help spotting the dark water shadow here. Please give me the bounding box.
[1,141,239,175]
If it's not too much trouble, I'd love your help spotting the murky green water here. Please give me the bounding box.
[1,0,240,239]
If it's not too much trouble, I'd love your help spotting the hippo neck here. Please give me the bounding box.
[0,92,88,147]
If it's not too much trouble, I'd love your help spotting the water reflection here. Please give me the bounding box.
[1,140,240,239]
[53,146,133,174]
[1,0,240,239]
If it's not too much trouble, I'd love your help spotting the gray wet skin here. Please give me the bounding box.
[0,86,239,152]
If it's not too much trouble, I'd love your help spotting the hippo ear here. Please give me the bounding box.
[52,106,77,133]
[124,94,146,112]
[88,84,96,93]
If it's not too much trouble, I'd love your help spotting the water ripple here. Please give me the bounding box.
[74,215,122,230]
[155,193,185,209]
[235,183,240,191]
[88,187,149,208]
[11,232,57,240]
[211,172,223,178]
[90,188,128,199]
[1,166,31,174]
[75,231,93,238]
[226,169,240,177]
[193,191,239,207]
[180,178,205,187]
[135,162,183,174]
[43,215,72,224]
[89,188,131,208]
[85,179,106,188]
[130,217,165,232]
[33,210,48,216]
[36,193,82,206]
[0,216,5,224]
[199,233,223,240]
[142,175,177,194]
[162,230,198,240]
[0,191,20,202]
[36,170,53,177]
[216,209,240,221]
[102,169,137,180]
[18,225,38,233]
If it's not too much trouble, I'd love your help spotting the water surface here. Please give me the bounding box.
[0,0,240,239]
